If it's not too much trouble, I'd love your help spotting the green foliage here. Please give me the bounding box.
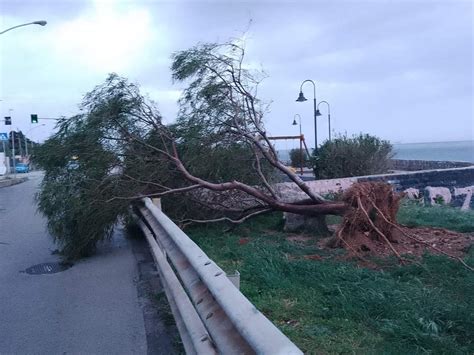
[171,121,273,186]
[313,133,393,179]
[170,42,272,184]
[186,214,474,354]
[37,168,129,258]
[289,148,309,168]
[34,41,278,258]
[397,200,474,233]
[161,42,277,220]
[172,42,265,134]
[34,74,153,259]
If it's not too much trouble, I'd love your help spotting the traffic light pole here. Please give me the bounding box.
[1,141,7,176]
[11,132,16,176]
[25,135,29,157]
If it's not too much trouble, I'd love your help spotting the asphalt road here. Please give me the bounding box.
[0,172,149,354]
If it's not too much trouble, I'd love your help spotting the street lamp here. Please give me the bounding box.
[296,79,318,153]
[291,114,305,175]
[292,113,302,136]
[0,20,47,35]
[316,100,331,142]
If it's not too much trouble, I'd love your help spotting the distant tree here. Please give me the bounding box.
[289,148,309,168]
[312,133,394,179]
[9,131,25,156]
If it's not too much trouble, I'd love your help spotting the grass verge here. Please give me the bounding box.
[397,201,474,232]
[186,209,474,354]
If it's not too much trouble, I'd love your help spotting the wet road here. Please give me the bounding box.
[0,172,148,354]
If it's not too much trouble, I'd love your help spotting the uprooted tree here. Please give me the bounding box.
[35,41,405,260]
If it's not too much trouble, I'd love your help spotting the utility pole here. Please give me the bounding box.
[1,141,7,175]
[11,131,16,176]
[24,135,29,157]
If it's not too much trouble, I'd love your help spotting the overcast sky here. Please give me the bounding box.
[1,0,472,148]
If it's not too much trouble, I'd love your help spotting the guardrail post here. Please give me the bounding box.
[226,270,240,290]
[152,197,162,210]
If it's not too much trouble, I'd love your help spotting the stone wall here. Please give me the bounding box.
[277,166,474,210]
[390,159,472,171]
[359,167,474,210]
[357,167,473,191]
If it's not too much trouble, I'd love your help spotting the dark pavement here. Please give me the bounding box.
[0,172,160,354]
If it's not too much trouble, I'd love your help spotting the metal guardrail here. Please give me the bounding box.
[134,197,303,355]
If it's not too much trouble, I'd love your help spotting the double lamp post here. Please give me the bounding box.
[295,80,331,153]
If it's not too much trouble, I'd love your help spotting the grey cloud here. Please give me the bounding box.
[0,0,472,145]
[0,0,90,21]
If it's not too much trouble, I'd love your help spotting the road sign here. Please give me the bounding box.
[0,132,8,141]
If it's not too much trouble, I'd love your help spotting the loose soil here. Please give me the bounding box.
[325,226,471,258]
[286,235,313,245]
[286,226,473,265]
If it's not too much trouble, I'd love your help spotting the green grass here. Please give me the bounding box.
[397,201,474,233]
[186,212,474,354]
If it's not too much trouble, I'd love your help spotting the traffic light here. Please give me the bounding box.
[4,116,11,125]
[31,114,38,123]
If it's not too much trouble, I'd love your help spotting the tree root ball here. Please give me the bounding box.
[331,182,404,248]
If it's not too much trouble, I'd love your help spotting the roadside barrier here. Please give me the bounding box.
[134,197,303,355]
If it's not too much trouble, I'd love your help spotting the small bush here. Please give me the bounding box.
[289,148,309,168]
[312,133,393,179]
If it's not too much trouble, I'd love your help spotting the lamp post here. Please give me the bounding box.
[292,114,302,136]
[7,109,16,175]
[292,114,304,175]
[0,20,47,35]
[296,79,318,153]
[316,100,331,142]
[11,131,16,176]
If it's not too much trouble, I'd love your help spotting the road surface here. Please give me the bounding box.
[0,172,170,354]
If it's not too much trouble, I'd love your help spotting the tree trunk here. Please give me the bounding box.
[283,213,330,235]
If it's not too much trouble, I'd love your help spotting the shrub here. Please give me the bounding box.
[312,133,393,179]
[289,148,309,168]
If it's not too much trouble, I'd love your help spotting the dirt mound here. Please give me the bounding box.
[320,226,472,259]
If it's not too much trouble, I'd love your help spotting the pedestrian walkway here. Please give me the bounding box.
[0,172,148,354]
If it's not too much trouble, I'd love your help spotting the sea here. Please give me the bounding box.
[277,140,474,163]
[392,141,473,163]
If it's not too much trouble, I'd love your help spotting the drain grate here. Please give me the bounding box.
[23,262,73,275]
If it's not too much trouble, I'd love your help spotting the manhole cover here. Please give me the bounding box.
[23,262,73,275]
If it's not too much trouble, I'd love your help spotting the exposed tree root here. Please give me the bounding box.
[332,182,402,246]
[330,182,473,271]
[335,226,373,266]
[357,197,405,264]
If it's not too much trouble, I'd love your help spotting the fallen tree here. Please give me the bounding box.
[34,41,402,259]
